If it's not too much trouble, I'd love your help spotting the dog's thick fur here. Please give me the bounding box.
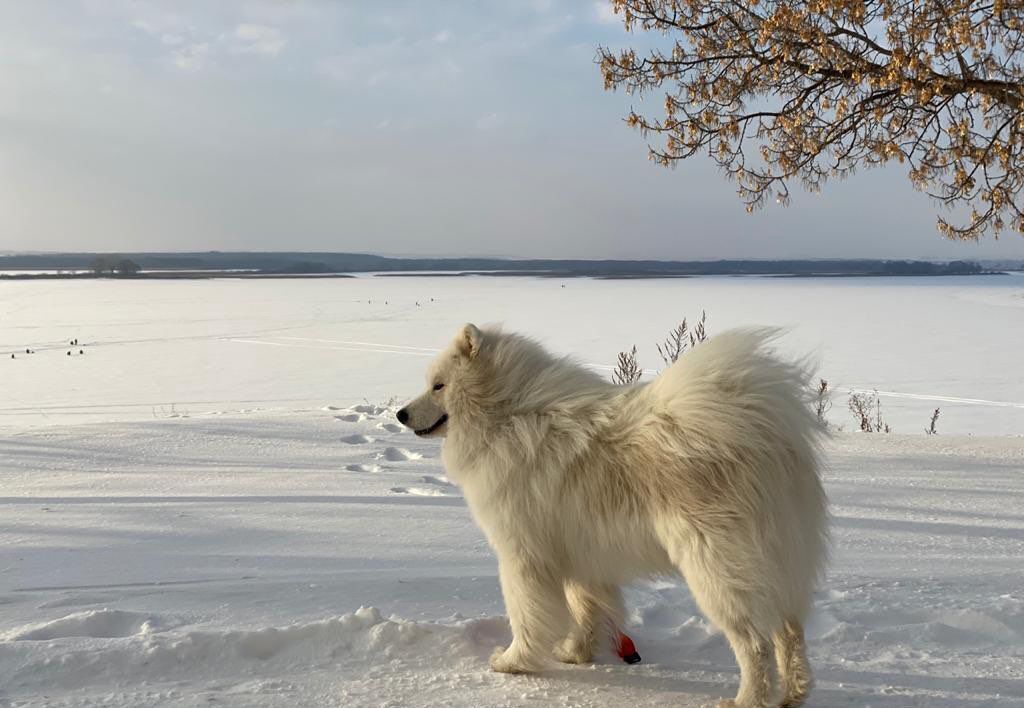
[398,325,829,708]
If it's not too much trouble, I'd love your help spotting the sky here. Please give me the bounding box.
[2,0,1023,261]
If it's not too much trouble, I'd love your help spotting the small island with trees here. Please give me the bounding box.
[88,256,141,276]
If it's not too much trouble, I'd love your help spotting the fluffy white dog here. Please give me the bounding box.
[397,324,828,708]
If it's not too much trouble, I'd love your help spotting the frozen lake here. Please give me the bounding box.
[2,274,1022,435]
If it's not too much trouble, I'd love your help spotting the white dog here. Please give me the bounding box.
[397,324,828,708]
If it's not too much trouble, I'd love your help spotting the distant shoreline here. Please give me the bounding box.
[1,252,1017,280]
[0,269,1011,281]
[0,271,356,281]
[373,270,1010,280]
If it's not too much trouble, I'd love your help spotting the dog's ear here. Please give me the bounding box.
[456,323,483,360]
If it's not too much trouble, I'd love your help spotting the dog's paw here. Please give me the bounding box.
[553,638,592,664]
[489,646,535,674]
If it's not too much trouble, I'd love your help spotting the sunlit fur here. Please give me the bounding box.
[400,324,829,708]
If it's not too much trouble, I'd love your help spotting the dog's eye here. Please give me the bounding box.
[432,382,445,391]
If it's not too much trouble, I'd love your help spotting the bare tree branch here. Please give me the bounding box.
[598,0,1024,240]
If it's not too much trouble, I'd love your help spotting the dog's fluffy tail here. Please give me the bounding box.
[646,327,830,618]
[647,326,825,455]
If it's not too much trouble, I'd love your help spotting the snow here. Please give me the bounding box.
[2,275,1022,433]
[1,275,1023,707]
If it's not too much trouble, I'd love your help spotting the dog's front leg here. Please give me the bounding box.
[490,556,568,674]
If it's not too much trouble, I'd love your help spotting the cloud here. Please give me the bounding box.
[476,112,501,131]
[135,16,286,70]
[132,16,181,35]
[593,1,619,25]
[317,37,406,85]
[317,52,365,84]
[433,29,451,44]
[131,14,207,69]
[173,42,210,71]
[230,24,286,56]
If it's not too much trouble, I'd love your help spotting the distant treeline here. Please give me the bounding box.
[0,252,1008,278]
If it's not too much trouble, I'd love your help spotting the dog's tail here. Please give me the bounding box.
[647,327,823,445]
[645,327,830,613]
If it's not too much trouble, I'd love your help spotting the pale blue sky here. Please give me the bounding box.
[2,1,1023,260]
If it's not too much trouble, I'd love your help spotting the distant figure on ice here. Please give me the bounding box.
[79,349,84,355]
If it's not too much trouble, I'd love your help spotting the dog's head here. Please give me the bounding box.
[396,323,486,438]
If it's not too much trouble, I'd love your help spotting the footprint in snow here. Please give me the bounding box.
[335,413,365,423]
[341,434,374,445]
[377,422,404,433]
[345,463,382,473]
[420,475,455,489]
[390,486,450,497]
[352,403,388,416]
[378,447,421,462]
[9,609,165,641]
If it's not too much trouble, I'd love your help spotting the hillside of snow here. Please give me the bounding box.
[2,407,1022,707]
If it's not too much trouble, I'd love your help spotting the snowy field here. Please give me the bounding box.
[1,275,1023,707]
[2,274,1023,434]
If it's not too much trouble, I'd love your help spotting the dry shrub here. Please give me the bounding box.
[656,310,708,366]
[613,345,643,385]
[815,379,832,425]
[616,311,709,384]
[848,390,891,433]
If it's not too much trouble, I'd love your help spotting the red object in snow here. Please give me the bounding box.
[617,632,641,664]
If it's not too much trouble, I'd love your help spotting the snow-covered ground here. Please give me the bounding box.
[1,276,1023,706]
[3,275,1023,434]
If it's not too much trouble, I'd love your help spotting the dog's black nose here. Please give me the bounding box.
[396,408,409,425]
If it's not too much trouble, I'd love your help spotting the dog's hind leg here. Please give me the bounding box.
[774,619,812,707]
[686,578,780,707]
[716,623,778,708]
[489,557,569,674]
[554,581,623,664]
[662,537,780,708]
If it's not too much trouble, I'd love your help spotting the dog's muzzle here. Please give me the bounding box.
[414,413,448,437]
